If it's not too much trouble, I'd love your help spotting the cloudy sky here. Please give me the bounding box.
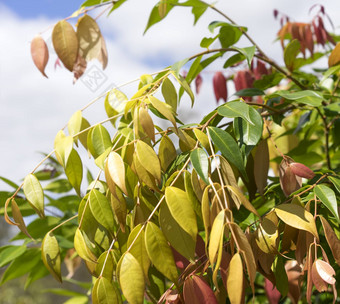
[0,0,339,188]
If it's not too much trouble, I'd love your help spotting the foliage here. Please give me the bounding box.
[1,1,340,303]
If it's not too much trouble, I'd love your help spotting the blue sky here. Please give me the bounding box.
[0,0,83,18]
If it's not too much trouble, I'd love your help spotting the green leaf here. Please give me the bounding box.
[44,179,72,193]
[0,245,26,268]
[144,0,178,34]
[127,224,150,279]
[190,148,209,185]
[145,222,178,283]
[159,201,196,262]
[284,39,301,71]
[208,127,246,178]
[90,124,112,158]
[218,100,253,125]
[149,95,177,128]
[273,256,289,296]
[0,248,41,285]
[54,130,73,166]
[118,252,145,304]
[314,185,339,222]
[223,53,245,68]
[65,149,83,196]
[172,73,195,106]
[23,173,45,218]
[68,110,82,144]
[219,24,243,48]
[41,232,62,282]
[231,46,256,68]
[93,277,122,304]
[74,228,97,263]
[165,186,198,241]
[234,105,263,146]
[162,77,178,112]
[89,189,115,235]
[200,35,219,48]
[234,88,265,97]
[328,176,340,194]
[274,90,323,107]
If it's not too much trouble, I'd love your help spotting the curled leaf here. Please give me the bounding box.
[315,259,336,285]
[31,35,49,77]
[311,261,328,292]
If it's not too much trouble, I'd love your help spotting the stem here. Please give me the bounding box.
[50,214,78,233]
[316,108,332,170]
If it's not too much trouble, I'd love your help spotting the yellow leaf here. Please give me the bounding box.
[52,20,79,71]
[209,210,225,265]
[139,106,155,143]
[136,140,161,183]
[226,185,259,217]
[227,253,244,304]
[149,95,177,128]
[255,217,279,254]
[158,135,177,171]
[23,173,45,218]
[275,204,319,240]
[54,130,73,167]
[41,232,62,282]
[105,151,127,195]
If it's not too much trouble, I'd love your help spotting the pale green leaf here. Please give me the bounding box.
[314,185,339,222]
[23,173,45,218]
[41,232,62,282]
[190,148,209,185]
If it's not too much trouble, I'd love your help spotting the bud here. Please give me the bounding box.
[212,71,227,103]
[279,157,302,197]
[290,162,315,179]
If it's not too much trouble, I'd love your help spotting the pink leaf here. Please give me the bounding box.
[195,74,203,95]
[265,278,281,304]
[31,35,49,78]
[315,260,336,285]
[290,163,315,179]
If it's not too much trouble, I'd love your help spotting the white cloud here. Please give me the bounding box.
[0,0,339,187]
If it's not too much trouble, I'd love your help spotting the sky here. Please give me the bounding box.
[0,0,340,189]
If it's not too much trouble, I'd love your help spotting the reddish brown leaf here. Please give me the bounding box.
[312,20,325,46]
[265,278,281,304]
[279,158,302,197]
[304,25,314,56]
[273,9,279,19]
[31,35,49,78]
[195,74,203,95]
[254,60,269,80]
[213,72,227,103]
[73,54,87,83]
[319,216,340,266]
[254,139,269,195]
[171,247,190,270]
[183,275,218,304]
[290,162,315,179]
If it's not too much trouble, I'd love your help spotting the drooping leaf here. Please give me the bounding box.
[274,90,323,107]
[145,222,178,283]
[314,185,339,222]
[190,148,209,185]
[118,252,145,304]
[284,39,301,71]
[255,218,279,254]
[76,14,107,69]
[208,127,246,178]
[136,140,161,183]
[227,252,244,304]
[226,185,259,217]
[74,228,97,263]
[233,105,263,146]
[41,232,62,282]
[165,186,197,241]
[90,124,112,159]
[89,189,115,235]
[127,224,150,279]
[208,210,225,265]
[105,151,127,195]
[158,135,177,171]
[212,72,227,103]
[68,110,83,144]
[139,107,155,143]
[274,204,319,240]
[5,199,31,238]
[311,260,328,292]
[54,130,73,167]
[161,77,178,112]
[30,35,49,77]
[23,173,45,218]
[93,277,122,304]
[149,95,177,128]
[314,259,336,285]
[183,275,218,304]
[0,245,27,268]
[110,190,127,232]
[159,201,196,262]
[319,215,340,265]
[52,20,79,71]
[65,149,83,196]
